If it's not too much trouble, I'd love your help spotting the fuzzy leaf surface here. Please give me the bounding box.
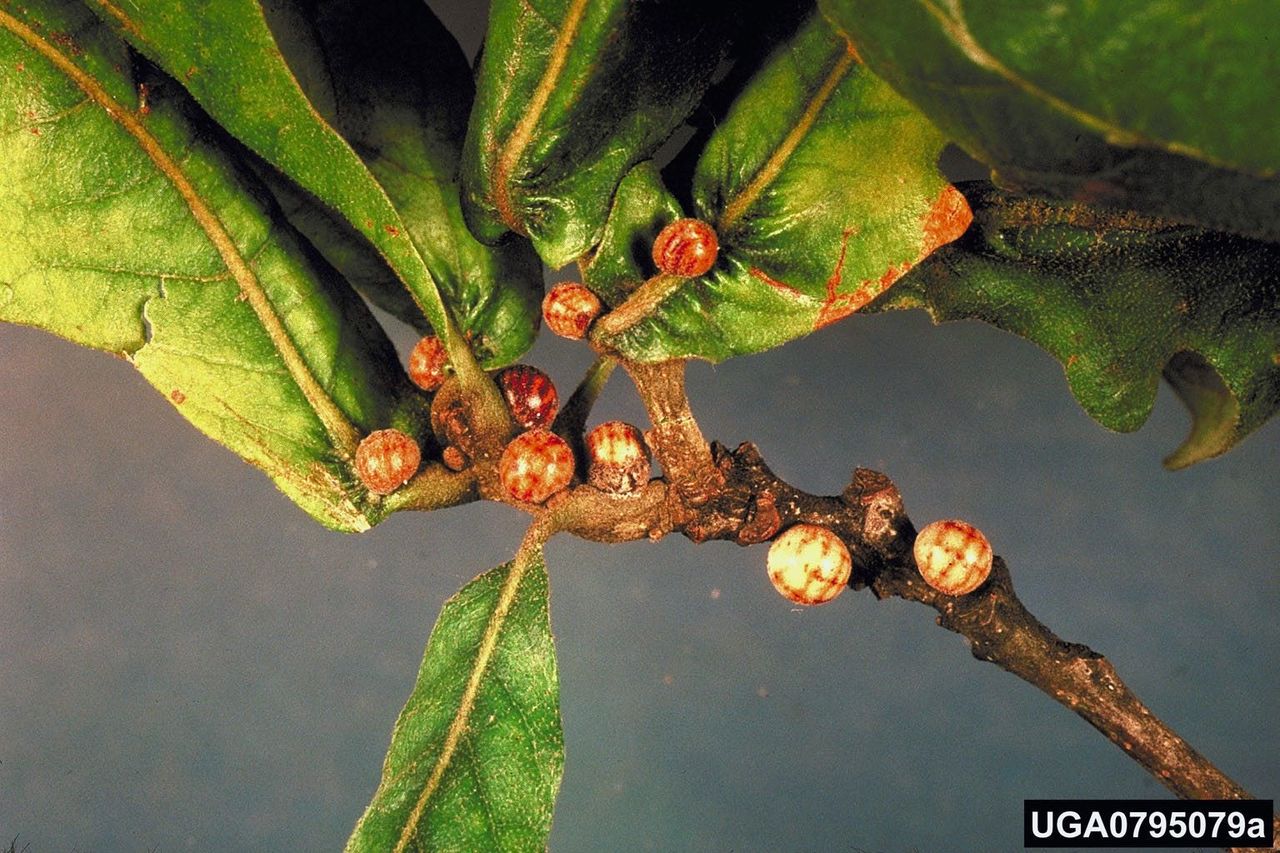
[460,0,729,268]
[591,14,971,363]
[258,0,542,367]
[0,1,409,530]
[874,185,1280,467]
[579,162,685,308]
[821,0,1280,241]
[87,0,538,363]
[347,552,562,853]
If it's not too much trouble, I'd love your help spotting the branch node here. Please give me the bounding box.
[843,467,911,555]
[736,491,781,545]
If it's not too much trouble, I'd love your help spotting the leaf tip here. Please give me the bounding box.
[1161,351,1241,470]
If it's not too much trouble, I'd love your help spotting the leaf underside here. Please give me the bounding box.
[0,0,409,530]
[257,0,543,367]
[819,0,1280,243]
[460,0,731,268]
[87,0,541,365]
[874,184,1280,467]
[588,13,972,363]
[346,552,563,853]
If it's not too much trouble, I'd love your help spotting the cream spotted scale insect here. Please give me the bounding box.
[542,282,603,340]
[585,421,651,494]
[354,429,421,496]
[913,519,993,595]
[499,429,575,504]
[766,523,852,605]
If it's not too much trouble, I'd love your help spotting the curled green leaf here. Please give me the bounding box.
[461,0,730,268]
[591,13,970,363]
[259,0,543,368]
[84,0,519,395]
[0,1,411,530]
[579,162,686,308]
[821,0,1280,242]
[874,184,1280,467]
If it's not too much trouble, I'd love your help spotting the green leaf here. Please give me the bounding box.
[0,1,411,531]
[460,0,730,268]
[84,0,513,373]
[590,13,971,363]
[256,0,543,368]
[579,161,686,308]
[347,549,562,853]
[820,0,1280,242]
[874,184,1280,467]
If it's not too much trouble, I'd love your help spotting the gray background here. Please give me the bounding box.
[2,2,1277,851]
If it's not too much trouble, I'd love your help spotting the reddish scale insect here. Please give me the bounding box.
[766,523,852,606]
[499,429,575,504]
[497,365,559,429]
[913,519,993,596]
[407,335,448,392]
[355,429,421,495]
[542,283,603,340]
[652,218,719,277]
[586,421,651,494]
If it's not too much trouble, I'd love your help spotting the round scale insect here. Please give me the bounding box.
[407,335,448,392]
[497,365,559,430]
[355,429,421,495]
[652,218,719,277]
[499,428,575,504]
[586,421,651,494]
[542,283,603,340]
[913,519,993,595]
[766,523,852,606]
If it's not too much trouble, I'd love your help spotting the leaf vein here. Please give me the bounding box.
[0,6,361,458]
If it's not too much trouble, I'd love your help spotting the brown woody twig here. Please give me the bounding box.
[549,359,1274,849]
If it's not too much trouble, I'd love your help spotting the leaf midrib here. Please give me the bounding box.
[491,0,592,233]
[921,0,1260,177]
[379,541,546,853]
[89,0,486,372]
[717,40,857,235]
[0,7,361,457]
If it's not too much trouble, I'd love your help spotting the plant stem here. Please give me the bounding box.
[552,355,616,439]
[623,360,724,508]
[464,352,1271,831]
[590,273,683,339]
[543,440,1273,829]
[381,464,477,514]
[444,330,516,458]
